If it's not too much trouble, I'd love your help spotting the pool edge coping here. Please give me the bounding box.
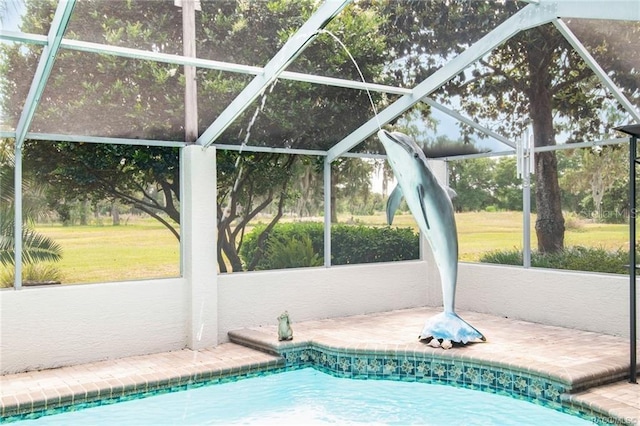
[1,329,636,425]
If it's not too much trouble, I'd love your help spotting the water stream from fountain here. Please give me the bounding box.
[220,29,384,227]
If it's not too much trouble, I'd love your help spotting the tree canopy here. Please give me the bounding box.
[380,1,639,252]
[2,0,637,273]
[2,0,390,272]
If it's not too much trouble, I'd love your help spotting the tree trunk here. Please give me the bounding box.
[220,225,244,272]
[534,151,565,252]
[111,202,120,226]
[528,45,565,253]
[79,198,89,225]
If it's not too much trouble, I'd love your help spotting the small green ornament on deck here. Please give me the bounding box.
[277,311,293,341]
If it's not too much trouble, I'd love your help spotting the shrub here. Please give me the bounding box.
[0,263,63,288]
[240,222,419,271]
[261,235,322,270]
[563,212,585,231]
[331,225,419,265]
[240,222,324,271]
[480,249,523,265]
[480,246,629,274]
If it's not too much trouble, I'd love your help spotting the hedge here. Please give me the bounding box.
[239,222,420,271]
[479,246,630,274]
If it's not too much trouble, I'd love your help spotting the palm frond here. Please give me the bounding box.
[20,228,63,264]
[0,214,62,266]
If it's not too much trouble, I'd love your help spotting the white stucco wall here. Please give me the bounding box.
[1,260,637,374]
[456,262,638,337]
[0,262,429,374]
[0,278,188,374]
[217,261,429,343]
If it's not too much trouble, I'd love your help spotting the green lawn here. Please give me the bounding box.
[457,211,628,261]
[24,211,629,284]
[33,219,180,284]
[342,210,629,262]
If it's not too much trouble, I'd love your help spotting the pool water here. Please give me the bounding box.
[19,368,590,425]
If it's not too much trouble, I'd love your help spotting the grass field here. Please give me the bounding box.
[31,219,181,284]
[16,211,629,285]
[340,210,629,262]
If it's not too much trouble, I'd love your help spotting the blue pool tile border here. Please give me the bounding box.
[278,345,634,426]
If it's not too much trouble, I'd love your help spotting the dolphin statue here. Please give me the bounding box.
[377,129,485,346]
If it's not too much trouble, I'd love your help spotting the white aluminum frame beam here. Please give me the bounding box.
[0,32,413,97]
[14,0,76,149]
[13,0,76,290]
[421,98,517,148]
[442,136,629,162]
[554,19,640,123]
[0,31,48,44]
[60,38,411,95]
[326,3,556,163]
[553,0,640,21]
[24,132,187,148]
[323,159,332,267]
[198,0,351,147]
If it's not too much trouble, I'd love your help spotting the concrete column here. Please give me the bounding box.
[181,145,218,349]
[181,0,198,143]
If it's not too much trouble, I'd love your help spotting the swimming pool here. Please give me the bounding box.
[16,368,591,425]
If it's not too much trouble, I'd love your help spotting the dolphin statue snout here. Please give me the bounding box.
[378,129,485,346]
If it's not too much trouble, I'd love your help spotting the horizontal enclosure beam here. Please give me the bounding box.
[0,30,48,44]
[215,143,387,159]
[553,0,640,21]
[214,144,327,157]
[60,38,263,75]
[5,134,625,161]
[0,36,413,97]
[442,137,629,162]
[24,133,187,148]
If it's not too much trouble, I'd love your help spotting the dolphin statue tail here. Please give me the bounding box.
[419,312,486,345]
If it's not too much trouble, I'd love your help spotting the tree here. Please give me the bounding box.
[332,158,376,222]
[382,1,639,253]
[493,157,523,211]
[1,0,390,272]
[217,150,297,272]
[448,157,497,212]
[560,146,627,220]
[22,141,181,237]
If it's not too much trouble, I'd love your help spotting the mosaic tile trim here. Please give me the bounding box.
[0,360,285,421]
[281,346,566,404]
[280,345,635,426]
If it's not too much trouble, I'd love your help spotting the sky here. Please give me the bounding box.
[0,0,24,32]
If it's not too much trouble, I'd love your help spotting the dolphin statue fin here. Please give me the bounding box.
[417,184,430,230]
[419,312,486,345]
[386,184,404,225]
[446,187,457,200]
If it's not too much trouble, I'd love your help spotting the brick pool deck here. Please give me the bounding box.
[1,307,638,424]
